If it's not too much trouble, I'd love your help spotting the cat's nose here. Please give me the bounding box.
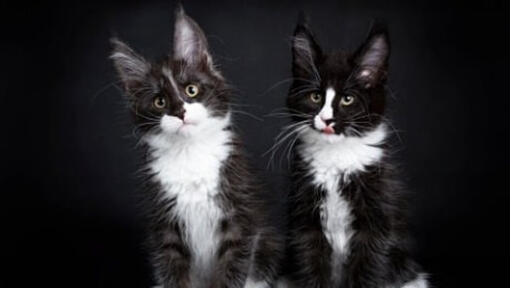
[174,108,185,120]
[321,116,335,126]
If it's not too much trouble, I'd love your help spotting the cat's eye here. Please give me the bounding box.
[153,96,166,109]
[185,84,200,98]
[340,95,355,106]
[310,92,322,103]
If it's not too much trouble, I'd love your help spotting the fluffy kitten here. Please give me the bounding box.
[111,8,282,288]
[281,15,428,288]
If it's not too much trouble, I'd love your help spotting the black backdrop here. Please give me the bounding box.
[1,0,506,287]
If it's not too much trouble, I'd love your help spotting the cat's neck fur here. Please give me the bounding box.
[144,114,233,201]
[298,123,387,183]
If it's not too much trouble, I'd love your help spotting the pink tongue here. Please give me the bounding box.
[322,126,335,134]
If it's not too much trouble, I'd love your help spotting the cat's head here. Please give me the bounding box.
[288,15,390,138]
[111,7,230,139]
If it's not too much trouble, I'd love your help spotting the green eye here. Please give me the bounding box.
[340,95,355,106]
[185,84,200,97]
[153,96,166,109]
[310,92,322,103]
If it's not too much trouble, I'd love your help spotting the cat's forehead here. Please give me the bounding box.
[319,51,354,88]
[152,59,217,85]
[321,52,353,74]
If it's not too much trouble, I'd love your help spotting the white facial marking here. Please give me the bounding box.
[159,102,212,137]
[314,87,336,130]
[319,88,336,120]
[160,114,183,134]
[183,102,208,125]
[313,116,326,130]
[161,66,180,93]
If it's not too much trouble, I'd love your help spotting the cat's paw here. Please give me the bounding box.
[274,278,294,288]
[244,277,270,288]
[400,274,428,288]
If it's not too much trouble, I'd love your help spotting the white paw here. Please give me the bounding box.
[401,274,429,288]
[244,277,270,288]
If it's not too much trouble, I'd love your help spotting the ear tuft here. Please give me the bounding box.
[175,2,185,16]
[173,8,209,65]
[291,13,322,80]
[172,7,222,78]
[354,22,390,88]
[110,38,150,93]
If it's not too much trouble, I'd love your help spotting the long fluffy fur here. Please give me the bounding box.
[280,16,427,288]
[111,7,283,288]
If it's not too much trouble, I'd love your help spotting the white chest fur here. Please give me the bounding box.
[145,121,232,282]
[298,124,387,278]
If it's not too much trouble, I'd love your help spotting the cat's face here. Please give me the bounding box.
[111,9,229,138]
[288,18,390,137]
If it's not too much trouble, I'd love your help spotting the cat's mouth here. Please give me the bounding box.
[321,125,335,135]
[313,115,337,135]
[176,120,199,133]
[311,124,336,135]
[182,119,199,126]
[160,114,202,135]
[313,124,336,135]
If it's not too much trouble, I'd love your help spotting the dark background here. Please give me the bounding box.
[1,0,506,287]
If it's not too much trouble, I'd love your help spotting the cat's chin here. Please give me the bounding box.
[175,123,202,137]
[156,113,231,141]
[160,115,200,137]
[311,126,341,137]
[159,123,201,138]
[304,126,347,143]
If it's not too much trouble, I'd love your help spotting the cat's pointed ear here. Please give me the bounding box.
[291,12,322,79]
[353,22,390,88]
[110,38,150,93]
[173,6,217,72]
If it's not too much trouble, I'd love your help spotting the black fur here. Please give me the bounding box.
[111,7,282,288]
[282,16,426,288]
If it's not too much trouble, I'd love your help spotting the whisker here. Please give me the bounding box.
[256,78,295,97]
[223,109,264,122]
[265,111,311,119]
[268,124,308,169]
[264,121,309,169]
[90,80,124,104]
[287,87,318,98]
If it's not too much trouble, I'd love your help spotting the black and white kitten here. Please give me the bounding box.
[111,8,282,288]
[281,16,428,288]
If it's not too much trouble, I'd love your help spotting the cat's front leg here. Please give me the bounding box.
[160,255,191,288]
[151,224,192,288]
[340,234,389,288]
[289,227,332,288]
[211,220,251,288]
[245,227,285,288]
[343,246,428,288]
